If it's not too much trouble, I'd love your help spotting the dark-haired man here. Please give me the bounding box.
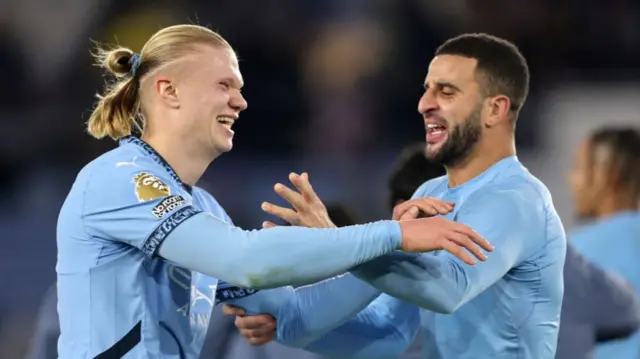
[225,33,567,359]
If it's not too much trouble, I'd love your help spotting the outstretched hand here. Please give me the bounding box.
[261,172,336,229]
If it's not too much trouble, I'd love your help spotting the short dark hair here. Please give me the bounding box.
[589,126,640,200]
[435,33,530,117]
[387,143,446,211]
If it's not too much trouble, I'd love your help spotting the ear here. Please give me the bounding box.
[484,95,511,127]
[154,76,180,109]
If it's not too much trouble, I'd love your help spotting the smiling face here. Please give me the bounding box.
[174,46,247,155]
[418,55,484,167]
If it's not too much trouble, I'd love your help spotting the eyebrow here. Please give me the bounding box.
[423,81,462,92]
[222,77,244,90]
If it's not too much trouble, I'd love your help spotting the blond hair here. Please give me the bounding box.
[87,24,231,140]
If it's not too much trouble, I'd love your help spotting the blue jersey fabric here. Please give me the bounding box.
[571,211,640,359]
[352,156,567,359]
[224,157,567,359]
[57,136,228,358]
[57,136,404,359]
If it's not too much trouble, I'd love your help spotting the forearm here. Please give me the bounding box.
[219,274,381,346]
[158,212,401,289]
[277,274,381,346]
[352,252,471,313]
[301,295,420,359]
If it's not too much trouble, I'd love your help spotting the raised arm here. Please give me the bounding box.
[83,167,489,290]
[158,212,403,289]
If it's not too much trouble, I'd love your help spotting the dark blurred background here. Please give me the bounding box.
[1,0,640,356]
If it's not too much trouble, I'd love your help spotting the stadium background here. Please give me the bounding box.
[0,0,639,357]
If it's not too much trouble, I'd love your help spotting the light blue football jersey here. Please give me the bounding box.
[351,156,567,359]
[571,211,640,359]
[56,136,240,358]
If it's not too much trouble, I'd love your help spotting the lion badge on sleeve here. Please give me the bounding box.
[132,172,171,202]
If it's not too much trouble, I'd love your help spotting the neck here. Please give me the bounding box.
[595,192,639,219]
[446,136,516,188]
[141,131,218,186]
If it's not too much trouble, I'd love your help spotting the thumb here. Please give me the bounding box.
[400,206,419,221]
[262,221,278,229]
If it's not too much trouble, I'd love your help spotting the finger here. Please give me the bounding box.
[414,198,454,215]
[450,223,493,252]
[274,183,306,209]
[240,322,276,344]
[247,335,274,346]
[447,232,487,261]
[262,202,299,225]
[422,206,440,216]
[222,304,245,316]
[234,314,275,330]
[434,202,453,215]
[398,200,438,217]
[262,221,278,229]
[239,320,276,336]
[290,172,321,203]
[393,201,417,220]
[440,238,476,265]
[417,199,452,215]
[399,206,420,221]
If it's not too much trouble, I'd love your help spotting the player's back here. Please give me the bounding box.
[571,211,640,359]
[415,157,566,359]
[57,137,225,358]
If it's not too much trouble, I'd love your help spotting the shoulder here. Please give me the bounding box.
[412,175,448,199]
[78,147,177,210]
[473,168,549,210]
[193,186,232,224]
[462,174,549,228]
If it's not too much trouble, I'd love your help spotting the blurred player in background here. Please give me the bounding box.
[224,33,567,359]
[55,24,488,358]
[567,126,640,359]
[556,244,640,359]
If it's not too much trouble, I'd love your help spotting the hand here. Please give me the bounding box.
[398,216,493,265]
[392,198,455,220]
[223,304,276,345]
[261,172,336,229]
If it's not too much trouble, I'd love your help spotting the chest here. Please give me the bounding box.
[152,187,228,325]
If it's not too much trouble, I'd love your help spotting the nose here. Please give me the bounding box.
[230,89,248,112]
[418,89,438,115]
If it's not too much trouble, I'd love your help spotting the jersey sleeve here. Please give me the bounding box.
[81,165,200,257]
[300,294,420,359]
[353,184,548,312]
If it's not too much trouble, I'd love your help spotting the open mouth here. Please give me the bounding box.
[217,116,235,130]
[426,123,447,144]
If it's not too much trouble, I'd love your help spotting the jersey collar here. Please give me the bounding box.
[119,136,193,194]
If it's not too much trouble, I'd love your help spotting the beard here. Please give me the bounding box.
[427,106,482,167]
